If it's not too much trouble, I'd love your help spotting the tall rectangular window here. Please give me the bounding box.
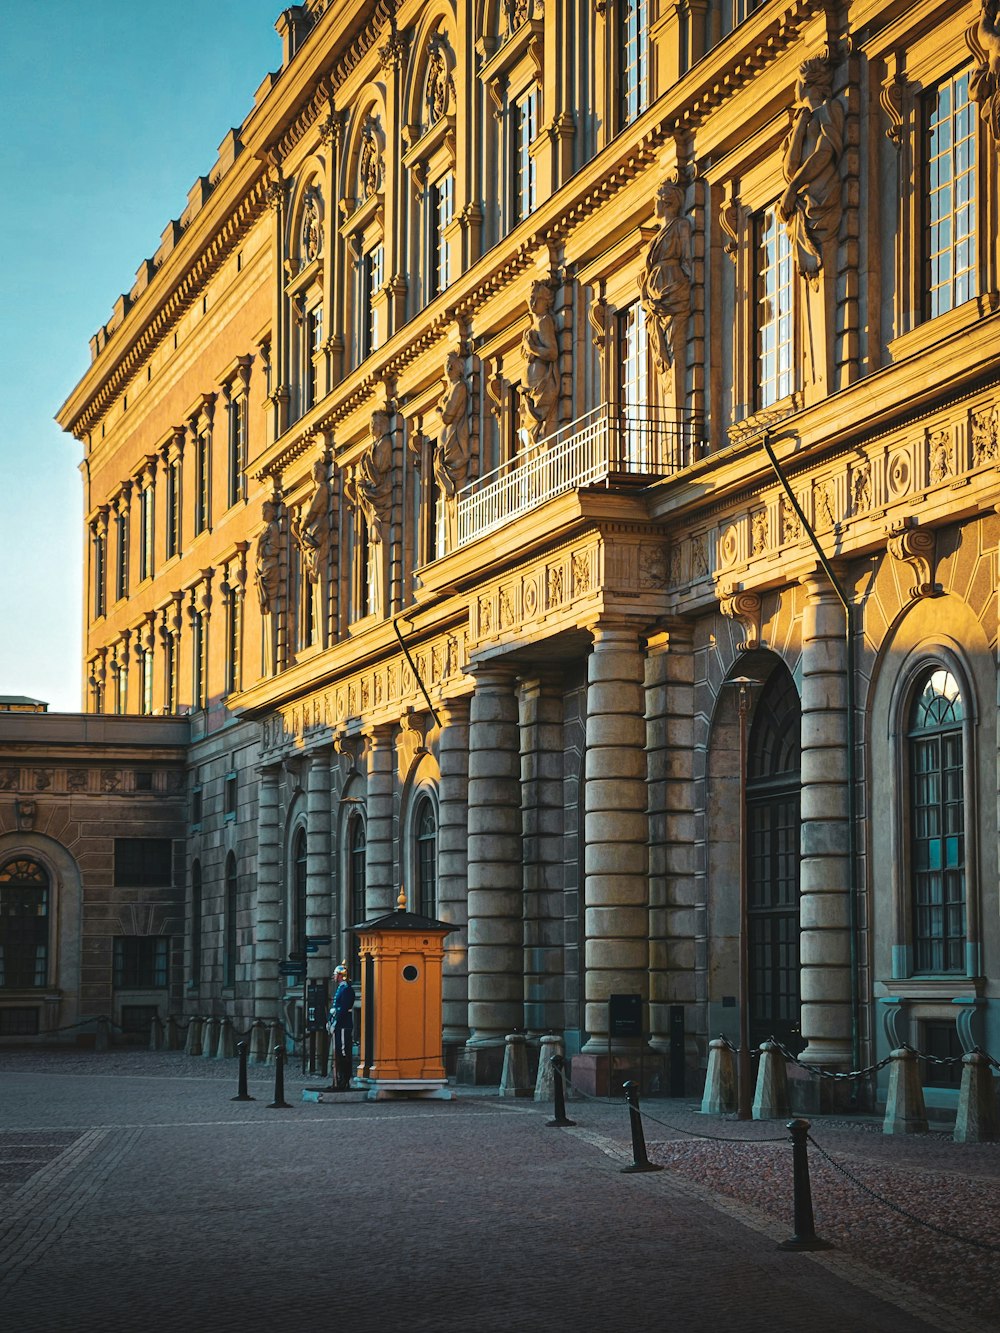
[225,591,241,696]
[757,204,795,408]
[192,612,207,710]
[165,458,180,559]
[139,647,154,716]
[305,306,323,410]
[115,510,129,601]
[361,244,384,358]
[164,634,177,715]
[115,664,128,715]
[227,397,247,509]
[93,530,106,619]
[618,302,649,467]
[431,172,454,298]
[621,0,650,127]
[513,85,539,225]
[139,484,154,581]
[927,70,977,320]
[194,433,209,535]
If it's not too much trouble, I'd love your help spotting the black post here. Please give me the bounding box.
[778,1119,831,1250]
[231,1040,255,1102]
[546,1055,576,1128]
[267,1044,291,1109]
[620,1080,663,1174]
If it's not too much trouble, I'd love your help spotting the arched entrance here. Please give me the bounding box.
[746,665,802,1051]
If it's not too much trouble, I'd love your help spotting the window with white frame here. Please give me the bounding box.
[139,482,154,581]
[194,432,210,536]
[115,507,129,601]
[347,812,367,978]
[413,796,438,919]
[430,172,454,299]
[926,69,978,320]
[92,524,106,618]
[165,456,181,559]
[139,645,154,715]
[617,302,649,467]
[305,304,323,411]
[361,243,384,359]
[227,393,248,509]
[0,858,50,989]
[621,0,650,127]
[114,661,128,715]
[757,203,796,408]
[512,84,539,227]
[192,611,207,711]
[907,667,967,974]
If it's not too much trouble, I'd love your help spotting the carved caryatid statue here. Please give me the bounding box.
[348,410,394,544]
[292,456,333,585]
[433,351,470,498]
[426,39,453,124]
[969,0,1000,142]
[638,179,693,392]
[520,281,560,448]
[778,56,844,285]
[301,190,322,263]
[254,496,283,615]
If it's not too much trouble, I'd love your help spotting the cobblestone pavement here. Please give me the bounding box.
[0,1050,996,1333]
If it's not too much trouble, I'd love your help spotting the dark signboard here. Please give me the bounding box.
[608,993,643,1038]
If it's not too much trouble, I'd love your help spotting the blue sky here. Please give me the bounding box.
[0,0,283,710]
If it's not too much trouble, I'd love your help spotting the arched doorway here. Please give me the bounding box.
[746,665,802,1050]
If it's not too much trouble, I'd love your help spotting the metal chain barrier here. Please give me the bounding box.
[806,1133,1000,1256]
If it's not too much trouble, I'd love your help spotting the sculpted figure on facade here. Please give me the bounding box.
[433,351,470,498]
[426,38,453,123]
[255,496,283,615]
[292,457,333,585]
[638,180,692,388]
[301,189,322,263]
[348,411,394,544]
[969,0,1000,141]
[359,122,384,199]
[778,57,844,284]
[520,280,560,448]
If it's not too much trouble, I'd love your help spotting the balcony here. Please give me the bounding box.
[455,405,704,549]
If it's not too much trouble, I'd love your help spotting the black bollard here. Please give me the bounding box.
[778,1119,831,1250]
[267,1045,291,1109]
[620,1081,663,1174]
[231,1040,255,1103]
[546,1055,577,1128]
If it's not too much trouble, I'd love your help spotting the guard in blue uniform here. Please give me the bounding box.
[327,964,356,1090]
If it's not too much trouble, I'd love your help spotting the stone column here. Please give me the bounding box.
[520,674,565,1035]
[799,573,853,1067]
[305,746,333,977]
[253,763,282,1017]
[436,698,471,1046]
[577,619,652,1091]
[462,666,523,1079]
[363,722,396,918]
[645,624,697,1073]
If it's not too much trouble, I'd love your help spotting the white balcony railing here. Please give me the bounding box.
[455,405,703,549]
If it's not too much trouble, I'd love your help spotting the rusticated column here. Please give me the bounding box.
[305,746,333,976]
[799,574,853,1067]
[464,666,523,1057]
[362,722,396,918]
[436,698,471,1046]
[520,674,565,1035]
[581,620,650,1054]
[645,624,697,1070]
[253,763,282,1016]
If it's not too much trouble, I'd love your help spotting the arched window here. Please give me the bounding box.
[292,828,307,957]
[746,667,801,1049]
[414,796,438,919]
[191,860,202,984]
[347,813,367,979]
[0,858,49,989]
[224,853,238,988]
[908,667,966,973]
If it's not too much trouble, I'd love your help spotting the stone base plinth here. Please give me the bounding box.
[570,1050,663,1098]
[360,1078,453,1101]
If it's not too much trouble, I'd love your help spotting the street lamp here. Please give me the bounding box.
[723,673,762,1121]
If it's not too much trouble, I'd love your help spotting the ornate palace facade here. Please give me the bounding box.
[38,0,1000,1105]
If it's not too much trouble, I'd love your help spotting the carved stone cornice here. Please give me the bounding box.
[717,583,762,651]
[886,520,939,599]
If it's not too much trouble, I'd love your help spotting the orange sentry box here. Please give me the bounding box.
[354,890,454,1100]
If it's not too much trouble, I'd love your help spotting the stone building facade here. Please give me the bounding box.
[47,0,1000,1107]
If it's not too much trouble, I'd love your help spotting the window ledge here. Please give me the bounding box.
[875,977,984,1001]
[888,293,1000,366]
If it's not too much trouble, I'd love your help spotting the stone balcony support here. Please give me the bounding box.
[253,763,282,1016]
[798,574,853,1068]
[464,666,524,1066]
[436,698,471,1046]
